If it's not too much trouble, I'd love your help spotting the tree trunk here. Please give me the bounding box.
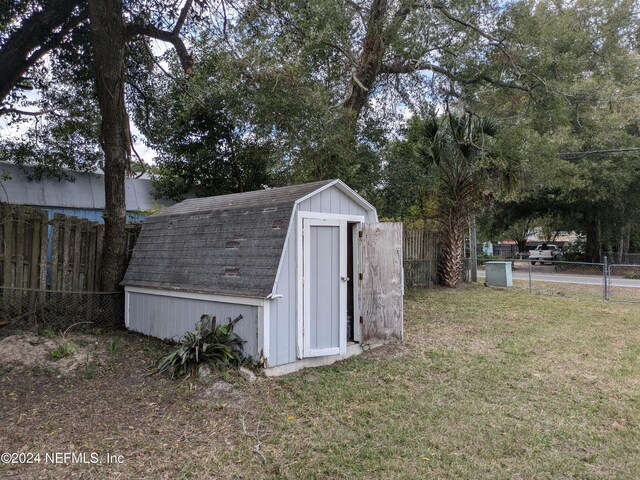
[88,0,129,291]
[625,223,631,256]
[585,214,601,263]
[618,226,625,264]
[438,207,467,288]
[341,0,387,119]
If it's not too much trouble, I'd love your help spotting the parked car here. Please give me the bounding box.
[529,244,562,264]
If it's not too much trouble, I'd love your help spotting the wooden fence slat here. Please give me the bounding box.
[15,206,26,288]
[29,214,41,288]
[95,224,104,291]
[403,229,440,288]
[3,205,14,288]
[72,218,82,291]
[1,204,10,301]
[51,215,61,290]
[0,205,126,295]
[38,211,48,290]
[87,226,97,291]
[61,216,72,291]
[78,219,89,291]
[0,204,136,294]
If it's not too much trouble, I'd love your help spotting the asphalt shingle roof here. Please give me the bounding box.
[122,180,334,297]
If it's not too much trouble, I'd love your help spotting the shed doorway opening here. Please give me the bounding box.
[347,221,360,343]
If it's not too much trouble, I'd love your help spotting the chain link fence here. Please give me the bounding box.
[0,287,124,335]
[473,259,608,301]
[601,252,640,265]
[606,264,640,303]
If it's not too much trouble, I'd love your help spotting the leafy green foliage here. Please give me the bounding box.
[153,314,246,378]
[137,43,383,201]
[0,12,103,177]
[83,358,96,379]
[50,341,79,360]
[134,50,277,201]
[465,0,640,260]
[38,325,56,338]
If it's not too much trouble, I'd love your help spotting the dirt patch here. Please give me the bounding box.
[0,330,268,479]
[194,380,252,409]
[0,333,104,375]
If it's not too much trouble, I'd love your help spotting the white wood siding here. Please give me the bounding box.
[268,184,376,367]
[297,187,376,221]
[269,237,297,366]
[128,291,260,360]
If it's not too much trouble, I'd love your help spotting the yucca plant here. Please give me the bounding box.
[153,314,245,378]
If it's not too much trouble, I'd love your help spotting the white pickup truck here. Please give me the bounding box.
[529,244,562,264]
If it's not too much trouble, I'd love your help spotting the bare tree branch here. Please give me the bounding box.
[0,107,65,117]
[432,5,502,45]
[380,61,532,93]
[323,41,357,65]
[0,0,87,104]
[173,0,194,34]
[125,23,194,74]
[140,41,205,108]
[560,148,640,160]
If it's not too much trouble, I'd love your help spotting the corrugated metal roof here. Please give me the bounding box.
[122,180,336,297]
[0,161,165,211]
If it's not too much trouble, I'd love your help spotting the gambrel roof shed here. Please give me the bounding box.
[122,180,375,297]
[123,179,402,376]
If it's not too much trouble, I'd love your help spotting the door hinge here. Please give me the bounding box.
[358,230,363,238]
[358,272,363,281]
[359,316,363,324]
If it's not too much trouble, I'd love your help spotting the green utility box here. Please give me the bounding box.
[484,261,513,287]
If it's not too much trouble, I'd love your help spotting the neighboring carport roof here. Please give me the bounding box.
[122,180,335,297]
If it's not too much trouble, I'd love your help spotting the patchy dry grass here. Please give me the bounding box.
[1,286,640,479]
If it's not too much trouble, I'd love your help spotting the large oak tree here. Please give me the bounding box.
[0,0,199,290]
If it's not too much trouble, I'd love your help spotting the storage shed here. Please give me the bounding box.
[122,179,403,375]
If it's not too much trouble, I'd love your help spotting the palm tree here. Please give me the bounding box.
[415,112,502,287]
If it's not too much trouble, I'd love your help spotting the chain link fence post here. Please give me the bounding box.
[528,257,532,294]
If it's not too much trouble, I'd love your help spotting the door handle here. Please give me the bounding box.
[341,276,350,282]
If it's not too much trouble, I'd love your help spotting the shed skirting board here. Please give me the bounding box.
[124,287,263,361]
[263,343,382,377]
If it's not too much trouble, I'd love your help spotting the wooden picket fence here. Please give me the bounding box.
[0,203,105,292]
[1,203,439,294]
[403,229,440,288]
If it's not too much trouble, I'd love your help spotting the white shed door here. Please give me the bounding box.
[303,218,347,357]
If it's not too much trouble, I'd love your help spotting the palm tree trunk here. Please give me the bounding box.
[439,206,467,288]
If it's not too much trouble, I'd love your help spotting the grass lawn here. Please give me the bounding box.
[1,286,640,479]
